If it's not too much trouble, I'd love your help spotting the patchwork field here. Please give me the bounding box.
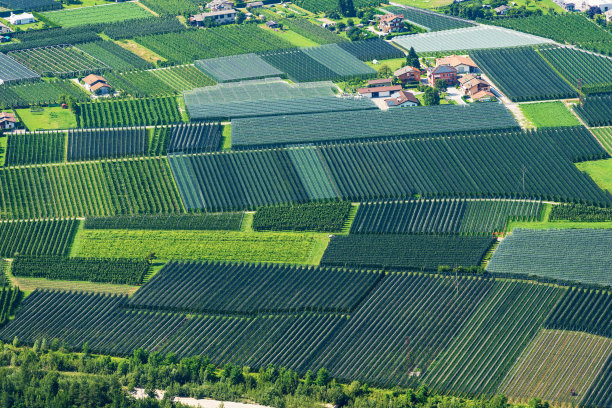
[42,2,153,27]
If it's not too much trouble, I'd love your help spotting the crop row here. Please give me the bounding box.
[127,260,383,314]
[0,79,88,109]
[573,94,612,127]
[84,212,244,231]
[0,158,182,219]
[231,103,519,147]
[487,228,612,287]
[471,47,578,102]
[11,256,150,285]
[320,234,494,270]
[351,199,542,235]
[169,130,611,212]
[252,202,352,233]
[8,45,109,78]
[0,219,79,258]
[550,203,612,222]
[77,97,182,128]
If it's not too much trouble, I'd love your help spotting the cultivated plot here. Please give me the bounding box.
[392,26,553,53]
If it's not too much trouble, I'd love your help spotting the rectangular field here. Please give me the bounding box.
[392,26,553,53]
[72,229,328,264]
[0,53,40,83]
[42,2,153,27]
[8,45,108,78]
[471,47,578,102]
[486,228,612,286]
[231,103,518,147]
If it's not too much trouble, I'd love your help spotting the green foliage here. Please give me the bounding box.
[0,79,89,109]
[573,94,612,127]
[489,14,612,56]
[406,46,420,68]
[5,26,101,52]
[292,0,379,13]
[546,288,611,336]
[422,86,440,105]
[139,0,200,15]
[538,46,612,92]
[550,203,612,222]
[5,131,66,165]
[253,202,351,232]
[351,199,542,235]
[135,25,295,65]
[150,65,216,93]
[0,219,79,257]
[76,41,154,72]
[0,286,22,326]
[77,97,181,128]
[0,158,182,219]
[171,129,611,213]
[337,38,404,61]
[471,47,578,102]
[84,213,244,231]
[282,18,348,44]
[41,2,151,27]
[11,256,150,285]
[67,127,147,161]
[320,234,494,270]
[127,260,383,314]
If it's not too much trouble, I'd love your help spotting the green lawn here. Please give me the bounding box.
[42,2,153,27]
[16,107,77,130]
[366,58,407,71]
[262,26,319,47]
[62,0,117,9]
[576,158,612,194]
[519,102,581,128]
[72,229,330,265]
[592,127,612,155]
[222,124,231,149]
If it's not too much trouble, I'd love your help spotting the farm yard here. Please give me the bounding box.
[0,0,611,406]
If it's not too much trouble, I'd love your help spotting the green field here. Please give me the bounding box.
[16,107,77,130]
[576,158,612,194]
[43,2,153,27]
[519,102,581,128]
[72,229,330,264]
[264,26,319,47]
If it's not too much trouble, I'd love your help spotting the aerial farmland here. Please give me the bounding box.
[0,0,610,406]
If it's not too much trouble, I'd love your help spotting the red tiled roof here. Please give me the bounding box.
[367,78,393,85]
[394,65,420,76]
[0,112,17,122]
[357,85,402,94]
[472,90,495,99]
[83,74,107,85]
[380,13,403,22]
[385,90,418,105]
[436,55,477,68]
[90,82,111,91]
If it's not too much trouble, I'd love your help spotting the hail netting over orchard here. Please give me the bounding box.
[392,26,553,53]
[168,130,611,212]
[383,5,475,32]
[0,54,40,83]
[184,78,376,120]
[231,103,519,147]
